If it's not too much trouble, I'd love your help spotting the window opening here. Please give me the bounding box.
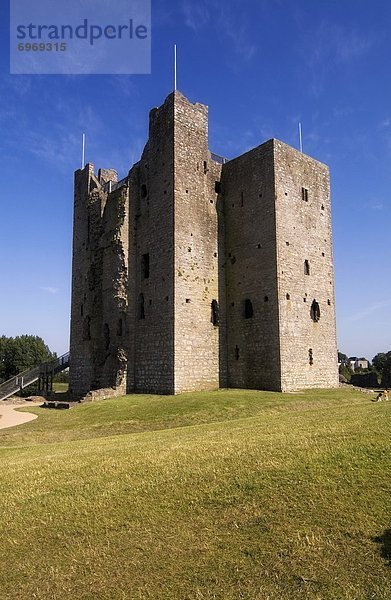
[244,299,253,319]
[310,300,321,322]
[211,299,219,326]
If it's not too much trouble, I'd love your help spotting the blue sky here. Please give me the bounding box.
[0,0,390,361]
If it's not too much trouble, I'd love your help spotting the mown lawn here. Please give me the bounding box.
[0,388,390,599]
[52,382,69,393]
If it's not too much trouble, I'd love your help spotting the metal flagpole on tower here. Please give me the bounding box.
[81,133,86,169]
[298,122,303,153]
[174,44,177,91]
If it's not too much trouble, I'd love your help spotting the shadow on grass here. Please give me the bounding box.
[373,529,391,566]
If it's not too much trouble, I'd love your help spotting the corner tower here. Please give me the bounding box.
[220,139,338,390]
[127,91,222,394]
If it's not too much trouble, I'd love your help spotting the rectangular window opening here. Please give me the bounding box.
[141,253,150,279]
[211,299,219,326]
[244,298,254,319]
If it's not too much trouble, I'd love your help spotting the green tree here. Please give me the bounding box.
[372,352,390,375]
[0,335,55,382]
[338,351,353,382]
[381,354,391,388]
[339,363,352,382]
[338,351,349,365]
[0,336,8,383]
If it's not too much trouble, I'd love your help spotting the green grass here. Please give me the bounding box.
[0,388,390,599]
[52,382,69,393]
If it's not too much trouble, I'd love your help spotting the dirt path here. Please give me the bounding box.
[0,403,42,430]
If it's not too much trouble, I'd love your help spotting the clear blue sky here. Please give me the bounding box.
[0,0,390,361]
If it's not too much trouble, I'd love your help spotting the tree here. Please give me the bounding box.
[381,354,391,388]
[339,363,352,382]
[338,351,349,365]
[0,335,55,383]
[372,352,391,376]
[338,351,353,382]
[0,336,8,383]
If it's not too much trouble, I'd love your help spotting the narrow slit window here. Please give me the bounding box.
[310,299,321,322]
[244,299,253,319]
[83,316,91,341]
[302,187,309,202]
[117,318,123,336]
[304,260,310,275]
[309,348,314,365]
[139,294,145,320]
[141,253,150,279]
[141,184,148,198]
[211,299,219,326]
[103,323,110,350]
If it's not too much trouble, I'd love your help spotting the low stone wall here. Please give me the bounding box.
[79,387,125,403]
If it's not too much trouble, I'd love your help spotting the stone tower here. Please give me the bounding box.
[69,91,338,397]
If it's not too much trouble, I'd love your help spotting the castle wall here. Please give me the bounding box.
[98,185,129,393]
[129,96,175,394]
[221,141,282,391]
[273,140,338,390]
[173,92,222,393]
[69,165,130,397]
[69,165,96,396]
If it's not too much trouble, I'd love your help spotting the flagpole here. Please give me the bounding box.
[174,44,177,91]
[81,133,86,169]
[298,122,303,153]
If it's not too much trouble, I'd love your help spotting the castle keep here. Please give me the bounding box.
[69,91,338,397]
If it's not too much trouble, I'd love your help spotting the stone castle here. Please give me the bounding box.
[69,91,338,397]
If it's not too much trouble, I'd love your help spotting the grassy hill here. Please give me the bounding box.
[0,388,390,599]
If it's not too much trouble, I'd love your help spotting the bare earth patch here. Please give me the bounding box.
[0,402,42,429]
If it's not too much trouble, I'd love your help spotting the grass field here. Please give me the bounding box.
[0,388,390,599]
[52,382,69,393]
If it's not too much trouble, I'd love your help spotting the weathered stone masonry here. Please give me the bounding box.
[69,91,338,396]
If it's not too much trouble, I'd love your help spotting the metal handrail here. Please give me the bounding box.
[0,352,70,401]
